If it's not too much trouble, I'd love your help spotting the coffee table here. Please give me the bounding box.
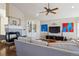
[47,39,56,46]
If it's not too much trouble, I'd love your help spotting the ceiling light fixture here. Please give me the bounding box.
[36,13,39,16]
[72,6,75,8]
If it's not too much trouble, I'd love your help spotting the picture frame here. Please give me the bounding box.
[41,24,48,32]
[8,16,21,26]
[62,23,74,32]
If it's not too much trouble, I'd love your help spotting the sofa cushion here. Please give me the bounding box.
[18,37,31,42]
[31,39,48,46]
[18,37,48,46]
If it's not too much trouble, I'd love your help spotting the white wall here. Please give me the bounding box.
[0,3,8,35]
[40,17,79,40]
[76,20,79,39]
[0,3,6,17]
[0,17,8,35]
[26,20,40,39]
[6,3,26,28]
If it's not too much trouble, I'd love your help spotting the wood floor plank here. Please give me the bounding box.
[0,42,16,56]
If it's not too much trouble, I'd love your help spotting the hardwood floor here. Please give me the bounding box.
[0,41,16,56]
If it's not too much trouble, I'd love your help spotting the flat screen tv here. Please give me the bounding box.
[49,26,60,33]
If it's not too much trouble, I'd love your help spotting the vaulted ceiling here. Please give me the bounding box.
[10,3,79,20]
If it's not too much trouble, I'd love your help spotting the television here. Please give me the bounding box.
[49,26,60,33]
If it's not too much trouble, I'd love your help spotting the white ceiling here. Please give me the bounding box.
[10,3,79,20]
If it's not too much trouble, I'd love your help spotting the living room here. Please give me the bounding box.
[6,3,79,40]
[0,3,79,56]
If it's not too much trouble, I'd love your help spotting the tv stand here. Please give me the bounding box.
[46,35,64,41]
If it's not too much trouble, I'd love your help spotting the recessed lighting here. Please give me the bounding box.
[36,13,39,16]
[72,6,75,8]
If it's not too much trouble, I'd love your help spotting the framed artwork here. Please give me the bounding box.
[62,23,74,32]
[8,16,21,26]
[29,22,32,32]
[33,24,37,32]
[41,24,48,32]
[12,20,17,25]
[27,21,37,32]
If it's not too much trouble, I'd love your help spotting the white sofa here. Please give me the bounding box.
[15,37,79,56]
[18,37,48,46]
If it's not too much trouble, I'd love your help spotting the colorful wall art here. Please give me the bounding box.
[62,23,74,32]
[41,24,48,32]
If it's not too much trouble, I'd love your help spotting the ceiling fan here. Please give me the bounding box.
[40,3,58,15]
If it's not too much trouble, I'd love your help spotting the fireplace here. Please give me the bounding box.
[5,32,20,42]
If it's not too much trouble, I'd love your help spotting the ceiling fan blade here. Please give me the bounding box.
[44,7,47,9]
[46,12,49,15]
[40,11,46,13]
[44,7,48,10]
[51,12,56,14]
[51,8,58,11]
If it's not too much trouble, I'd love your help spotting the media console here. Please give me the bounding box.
[46,35,66,41]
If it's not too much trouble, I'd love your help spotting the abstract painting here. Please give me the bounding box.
[62,23,74,32]
[41,24,48,32]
